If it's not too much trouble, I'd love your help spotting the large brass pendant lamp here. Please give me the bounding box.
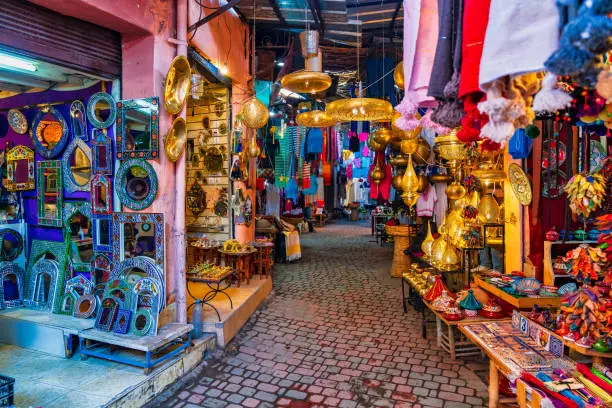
[326,95,394,122]
[281,31,332,95]
[296,109,337,128]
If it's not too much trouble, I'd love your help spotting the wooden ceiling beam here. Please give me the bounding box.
[267,0,286,24]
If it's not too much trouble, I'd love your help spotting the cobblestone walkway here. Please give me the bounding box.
[150,222,489,408]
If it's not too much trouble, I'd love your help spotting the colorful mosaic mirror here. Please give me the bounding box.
[0,228,25,266]
[63,137,92,193]
[112,213,164,268]
[91,174,112,215]
[37,161,63,227]
[31,106,69,159]
[70,100,88,141]
[4,145,35,191]
[63,202,93,272]
[91,252,111,284]
[24,258,63,313]
[87,92,117,129]
[111,256,165,309]
[0,262,25,309]
[92,215,112,253]
[91,129,113,175]
[115,159,158,210]
[116,97,159,160]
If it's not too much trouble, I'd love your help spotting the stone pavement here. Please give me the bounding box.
[149,221,489,408]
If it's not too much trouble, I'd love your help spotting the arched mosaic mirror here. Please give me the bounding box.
[115,159,158,210]
[0,263,25,309]
[24,258,62,313]
[63,202,93,272]
[4,145,35,191]
[91,174,112,215]
[91,130,113,175]
[31,106,69,159]
[87,92,117,129]
[70,100,88,141]
[63,138,92,193]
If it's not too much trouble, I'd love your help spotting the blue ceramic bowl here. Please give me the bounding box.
[558,282,578,296]
[514,278,542,295]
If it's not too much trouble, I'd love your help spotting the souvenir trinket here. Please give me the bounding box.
[7,109,27,134]
[459,290,482,317]
[424,276,449,302]
[480,298,505,319]
[432,290,454,312]
[443,300,463,321]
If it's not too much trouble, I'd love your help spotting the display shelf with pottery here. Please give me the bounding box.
[474,276,561,309]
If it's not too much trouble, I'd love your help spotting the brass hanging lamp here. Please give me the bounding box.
[281,30,332,94]
[296,109,337,127]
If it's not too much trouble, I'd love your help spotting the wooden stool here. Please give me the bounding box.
[253,244,274,278]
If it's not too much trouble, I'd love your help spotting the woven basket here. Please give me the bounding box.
[385,225,416,237]
[281,216,304,226]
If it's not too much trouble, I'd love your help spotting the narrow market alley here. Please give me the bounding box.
[150,222,489,408]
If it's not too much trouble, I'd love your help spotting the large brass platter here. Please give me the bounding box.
[164,55,191,115]
[507,163,532,205]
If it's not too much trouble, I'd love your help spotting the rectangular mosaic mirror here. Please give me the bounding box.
[37,161,63,227]
[112,213,164,268]
[116,97,159,160]
[93,215,112,252]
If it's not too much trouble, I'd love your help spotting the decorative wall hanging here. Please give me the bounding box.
[507,163,533,206]
[4,145,35,191]
[115,159,158,210]
[58,292,77,316]
[65,275,93,297]
[0,262,25,309]
[111,257,165,309]
[87,92,117,129]
[91,130,113,175]
[62,137,92,193]
[164,55,191,115]
[7,109,27,134]
[91,174,112,214]
[27,240,68,280]
[214,187,229,217]
[112,212,164,268]
[95,296,121,331]
[92,215,112,253]
[103,278,133,309]
[117,97,159,159]
[31,106,69,159]
[73,293,97,318]
[91,253,111,284]
[37,161,63,227]
[186,181,206,217]
[131,277,161,336]
[63,202,93,272]
[130,309,153,336]
[70,100,88,141]
[164,117,187,162]
[113,309,132,334]
[243,195,253,227]
[203,146,225,173]
[24,258,62,313]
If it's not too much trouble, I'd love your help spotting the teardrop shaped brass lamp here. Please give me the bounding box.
[431,236,447,267]
[326,97,394,122]
[281,70,332,94]
[421,221,434,259]
[241,97,269,129]
[371,128,392,145]
[478,194,500,223]
[401,154,419,193]
[394,61,404,89]
[439,242,459,271]
[296,110,337,127]
[401,191,419,207]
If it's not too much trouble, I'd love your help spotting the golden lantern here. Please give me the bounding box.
[372,128,392,145]
[390,111,421,149]
[247,135,261,158]
[400,138,418,155]
[389,155,408,167]
[281,70,332,94]
[394,61,404,89]
[431,236,447,267]
[452,196,468,211]
[414,138,432,165]
[392,173,404,190]
[439,242,459,271]
[438,214,448,235]
[401,154,419,193]
[467,190,480,208]
[401,191,419,207]
[326,97,394,122]
[446,181,467,200]
[434,127,467,175]
[416,174,428,193]
[370,165,385,185]
[296,110,337,127]
[421,221,434,259]
[446,210,460,238]
[367,135,387,152]
[241,97,269,129]
[429,173,453,184]
[478,194,500,223]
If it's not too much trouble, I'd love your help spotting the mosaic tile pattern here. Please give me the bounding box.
[149,221,489,408]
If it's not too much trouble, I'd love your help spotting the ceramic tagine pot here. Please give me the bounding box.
[592,338,610,353]
[479,298,505,319]
[432,290,454,312]
[423,276,449,303]
[442,300,463,321]
[459,290,483,317]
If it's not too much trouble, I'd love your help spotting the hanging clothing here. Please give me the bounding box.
[416,185,438,217]
[306,128,323,154]
[265,182,281,217]
[433,182,448,224]
[349,132,360,152]
[428,0,463,98]
[458,0,491,98]
[316,176,325,204]
[368,163,393,202]
[479,0,559,88]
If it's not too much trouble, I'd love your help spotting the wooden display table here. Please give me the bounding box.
[253,242,274,278]
[219,249,256,285]
[385,225,415,277]
[423,300,510,360]
[474,276,561,309]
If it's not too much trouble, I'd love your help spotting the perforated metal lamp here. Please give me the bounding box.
[296,110,337,127]
[241,97,269,129]
[326,97,394,122]
[281,70,332,94]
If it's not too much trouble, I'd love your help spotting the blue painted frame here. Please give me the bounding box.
[70,100,88,141]
[112,212,164,268]
[31,107,69,159]
[91,130,113,175]
[91,174,112,215]
[116,97,159,160]
[87,92,117,129]
[92,214,113,253]
[115,159,158,210]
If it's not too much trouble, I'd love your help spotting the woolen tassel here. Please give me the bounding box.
[596,71,612,101]
[533,73,573,113]
[431,100,464,128]
[395,95,418,116]
[480,121,515,145]
[443,72,461,99]
[457,125,481,143]
[395,115,417,131]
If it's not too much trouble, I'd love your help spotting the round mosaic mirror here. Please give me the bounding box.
[130,309,152,336]
[87,92,117,129]
[0,228,24,262]
[31,107,69,159]
[115,159,158,210]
